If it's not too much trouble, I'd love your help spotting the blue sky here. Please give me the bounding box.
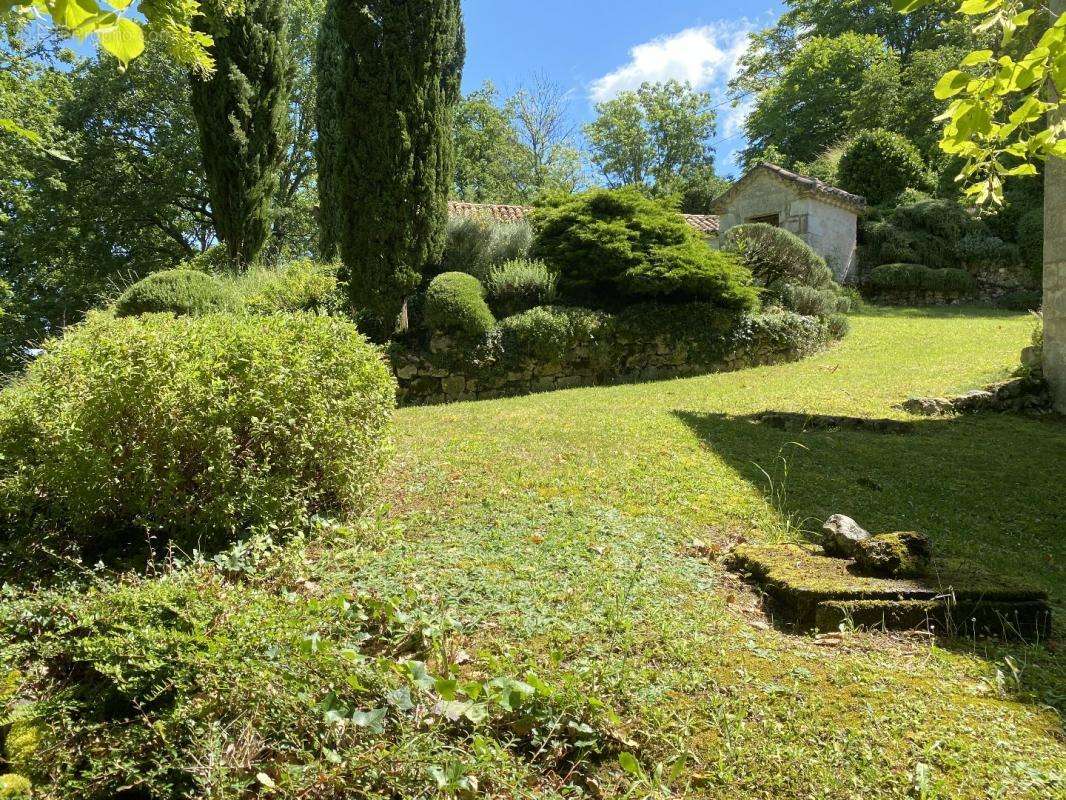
[462,0,784,177]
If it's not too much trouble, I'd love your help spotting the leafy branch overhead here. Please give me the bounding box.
[1,0,239,71]
[896,0,1066,203]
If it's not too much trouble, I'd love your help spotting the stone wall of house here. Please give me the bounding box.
[1046,0,1066,411]
[391,328,825,406]
[715,172,860,283]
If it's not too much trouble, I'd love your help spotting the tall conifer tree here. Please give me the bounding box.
[189,0,293,267]
[316,0,465,340]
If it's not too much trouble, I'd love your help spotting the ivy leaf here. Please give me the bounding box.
[351,707,388,733]
[934,70,971,100]
[97,17,145,67]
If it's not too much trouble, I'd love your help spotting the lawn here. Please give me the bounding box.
[5,307,1063,799]
[363,305,1064,798]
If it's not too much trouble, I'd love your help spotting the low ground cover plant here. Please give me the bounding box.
[0,312,396,555]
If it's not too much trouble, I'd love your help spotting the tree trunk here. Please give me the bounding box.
[1046,0,1066,411]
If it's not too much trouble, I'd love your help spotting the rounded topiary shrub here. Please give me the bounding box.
[0,313,396,552]
[531,188,758,310]
[423,272,496,339]
[485,259,558,317]
[838,129,928,205]
[114,269,239,318]
[722,223,827,289]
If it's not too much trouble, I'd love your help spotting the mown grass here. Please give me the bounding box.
[4,306,1062,799]
[354,305,1064,798]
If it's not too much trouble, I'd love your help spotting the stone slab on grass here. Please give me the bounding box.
[728,544,1052,640]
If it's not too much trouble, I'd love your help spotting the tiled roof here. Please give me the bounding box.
[448,201,720,235]
[711,163,866,214]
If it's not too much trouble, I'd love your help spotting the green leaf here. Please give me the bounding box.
[960,50,993,68]
[0,118,43,145]
[97,16,145,66]
[618,752,643,778]
[351,707,388,733]
[959,0,1001,15]
[934,71,971,100]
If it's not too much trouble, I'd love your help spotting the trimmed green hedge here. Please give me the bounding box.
[866,263,977,296]
[115,270,240,318]
[496,306,606,367]
[0,313,396,553]
[423,272,496,339]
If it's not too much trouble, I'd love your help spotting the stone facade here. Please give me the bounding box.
[1046,0,1066,411]
[713,165,865,282]
[391,328,827,406]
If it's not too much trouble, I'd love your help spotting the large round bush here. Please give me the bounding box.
[423,272,496,339]
[722,223,827,288]
[114,269,239,318]
[0,313,396,551]
[838,129,928,205]
[531,188,758,310]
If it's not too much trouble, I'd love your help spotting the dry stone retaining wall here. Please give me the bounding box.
[390,320,831,406]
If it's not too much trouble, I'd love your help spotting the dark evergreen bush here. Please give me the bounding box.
[995,290,1042,312]
[838,129,928,205]
[0,313,396,552]
[1016,207,1044,280]
[423,272,496,339]
[189,0,292,267]
[867,263,976,296]
[531,188,758,310]
[114,270,239,318]
[316,0,465,339]
[486,260,557,317]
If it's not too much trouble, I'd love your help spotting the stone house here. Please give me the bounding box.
[711,163,867,282]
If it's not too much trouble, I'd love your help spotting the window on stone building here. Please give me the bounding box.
[748,213,780,226]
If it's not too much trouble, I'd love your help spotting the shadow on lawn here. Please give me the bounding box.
[672,409,1066,612]
[674,408,1066,710]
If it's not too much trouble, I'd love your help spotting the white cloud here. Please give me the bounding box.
[589,22,764,175]
[589,22,755,103]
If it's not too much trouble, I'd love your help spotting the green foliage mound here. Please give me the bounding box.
[235,260,345,315]
[838,129,928,205]
[485,259,558,317]
[867,263,977,296]
[781,285,850,318]
[496,306,607,367]
[1016,207,1044,279]
[423,272,496,339]
[440,218,534,281]
[0,313,395,552]
[531,188,758,310]
[722,223,827,288]
[114,269,240,318]
[861,199,996,272]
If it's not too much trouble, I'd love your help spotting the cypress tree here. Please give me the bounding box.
[316,0,466,340]
[189,0,292,268]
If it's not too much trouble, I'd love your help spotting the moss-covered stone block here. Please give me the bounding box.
[728,544,1051,640]
[853,531,931,578]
